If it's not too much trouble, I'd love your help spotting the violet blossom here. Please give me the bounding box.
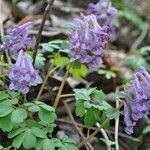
[69,14,109,71]
[86,0,118,40]
[0,22,32,53]
[123,68,150,134]
[9,50,42,94]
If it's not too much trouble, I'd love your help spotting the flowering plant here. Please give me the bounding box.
[0,0,150,150]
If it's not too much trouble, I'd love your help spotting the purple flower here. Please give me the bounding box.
[123,68,150,134]
[0,22,32,53]
[9,50,42,94]
[86,0,118,40]
[69,14,109,71]
[124,103,136,135]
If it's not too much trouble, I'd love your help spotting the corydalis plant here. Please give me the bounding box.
[123,68,150,134]
[0,22,32,53]
[69,14,109,71]
[9,50,42,94]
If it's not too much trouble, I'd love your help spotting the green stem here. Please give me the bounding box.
[36,66,59,101]
[23,94,27,103]
[78,118,109,149]
[53,69,69,109]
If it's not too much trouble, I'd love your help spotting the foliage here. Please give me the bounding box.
[74,88,119,126]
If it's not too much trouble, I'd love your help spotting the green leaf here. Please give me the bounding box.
[25,119,43,128]
[126,55,148,71]
[0,98,19,106]
[38,108,57,124]
[28,105,40,112]
[140,46,150,55]
[0,105,14,117]
[100,101,112,110]
[12,132,26,149]
[35,53,46,69]
[75,100,85,117]
[69,64,88,79]
[99,69,116,79]
[0,91,9,100]
[59,144,77,150]
[142,125,150,134]
[44,123,56,134]
[31,127,47,138]
[0,114,14,132]
[41,40,62,52]
[35,139,44,150]
[74,88,96,101]
[23,130,36,149]
[84,107,101,126]
[52,53,69,67]
[105,107,119,119]
[93,90,105,104]
[60,136,77,150]
[51,138,62,147]
[11,108,27,123]
[8,127,28,138]
[7,91,20,98]
[43,139,55,150]
[39,104,55,112]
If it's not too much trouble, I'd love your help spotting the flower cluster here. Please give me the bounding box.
[86,0,117,26]
[0,22,32,53]
[69,14,109,71]
[0,22,42,94]
[123,68,150,134]
[86,0,117,40]
[69,0,118,70]
[9,50,42,94]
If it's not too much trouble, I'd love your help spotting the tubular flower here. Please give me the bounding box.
[69,14,109,71]
[87,0,117,25]
[86,0,118,39]
[123,68,150,134]
[9,50,42,94]
[0,22,32,53]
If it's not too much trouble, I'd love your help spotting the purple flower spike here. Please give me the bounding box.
[9,50,42,94]
[123,67,150,134]
[0,22,32,53]
[69,14,109,71]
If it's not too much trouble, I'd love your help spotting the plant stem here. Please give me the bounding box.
[115,100,120,150]
[32,0,55,65]
[97,122,111,150]
[78,118,109,149]
[36,66,59,101]
[53,69,69,109]
[23,94,27,103]
[59,93,74,98]
[100,128,111,150]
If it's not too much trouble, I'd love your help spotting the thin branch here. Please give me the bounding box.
[35,65,59,101]
[53,69,69,109]
[78,118,109,149]
[97,123,111,150]
[57,119,141,142]
[32,0,55,65]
